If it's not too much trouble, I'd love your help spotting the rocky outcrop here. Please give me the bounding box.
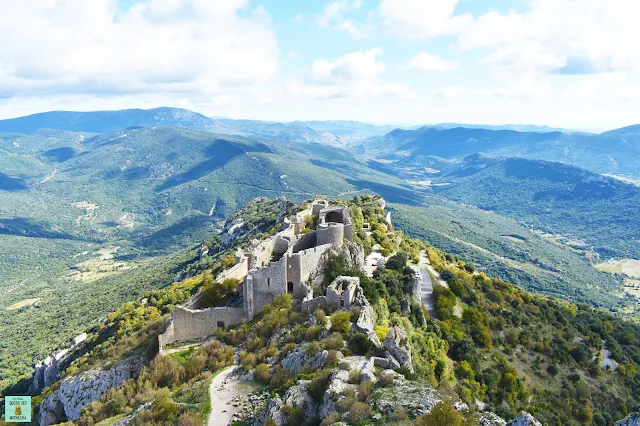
[353,291,382,348]
[309,242,365,287]
[29,350,69,395]
[384,326,413,373]
[280,349,335,375]
[39,356,145,426]
[368,370,460,417]
[505,412,542,426]
[617,412,640,426]
[260,380,319,426]
[478,412,507,426]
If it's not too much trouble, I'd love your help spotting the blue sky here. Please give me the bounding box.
[1,0,639,131]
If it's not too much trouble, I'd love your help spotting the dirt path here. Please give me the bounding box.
[208,366,247,426]
[420,251,463,318]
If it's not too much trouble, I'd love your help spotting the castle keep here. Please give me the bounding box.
[159,200,353,351]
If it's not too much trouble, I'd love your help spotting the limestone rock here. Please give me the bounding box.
[281,348,329,375]
[478,412,507,426]
[617,412,640,426]
[506,412,543,426]
[384,326,413,373]
[261,380,318,426]
[339,356,377,383]
[38,356,145,426]
[367,372,450,417]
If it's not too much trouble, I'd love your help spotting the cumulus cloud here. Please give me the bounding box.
[379,0,472,39]
[287,49,412,99]
[318,0,364,37]
[459,0,640,77]
[403,52,458,72]
[0,0,279,99]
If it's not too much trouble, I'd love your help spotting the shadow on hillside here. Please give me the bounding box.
[0,218,75,240]
[0,173,28,191]
[345,179,424,206]
[156,140,272,192]
[42,147,78,163]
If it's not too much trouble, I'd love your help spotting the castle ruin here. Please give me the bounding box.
[159,200,353,351]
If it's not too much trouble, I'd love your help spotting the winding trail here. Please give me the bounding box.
[417,250,462,318]
[208,366,246,426]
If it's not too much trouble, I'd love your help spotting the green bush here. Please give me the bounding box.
[330,311,352,335]
[351,333,373,355]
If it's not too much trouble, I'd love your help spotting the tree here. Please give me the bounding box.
[200,277,239,308]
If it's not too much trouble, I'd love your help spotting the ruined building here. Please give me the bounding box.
[159,200,354,350]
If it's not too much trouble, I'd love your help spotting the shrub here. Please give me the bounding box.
[309,369,333,401]
[374,325,390,341]
[350,306,362,322]
[330,311,352,335]
[547,364,559,377]
[254,363,270,383]
[315,309,327,325]
[357,381,373,401]
[351,333,373,355]
[177,412,204,426]
[379,372,395,386]
[415,402,465,426]
[321,333,345,350]
[326,350,339,368]
[305,341,321,355]
[269,365,293,390]
[320,411,341,426]
[305,325,322,341]
[346,401,372,423]
[388,406,409,421]
[348,369,363,384]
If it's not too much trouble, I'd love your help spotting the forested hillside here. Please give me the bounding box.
[7,196,638,426]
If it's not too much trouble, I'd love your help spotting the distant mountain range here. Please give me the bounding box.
[362,126,640,178]
[432,153,640,259]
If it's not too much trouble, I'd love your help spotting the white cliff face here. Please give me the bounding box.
[39,356,145,426]
[505,412,543,426]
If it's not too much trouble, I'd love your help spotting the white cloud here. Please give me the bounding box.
[476,78,551,99]
[0,0,279,99]
[287,49,412,99]
[403,52,458,72]
[435,86,465,98]
[319,0,364,37]
[379,0,472,39]
[460,0,640,77]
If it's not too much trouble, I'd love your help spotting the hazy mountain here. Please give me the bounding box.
[290,120,402,140]
[215,119,344,147]
[363,126,640,178]
[429,123,577,133]
[433,153,640,259]
[601,124,640,137]
[0,107,236,134]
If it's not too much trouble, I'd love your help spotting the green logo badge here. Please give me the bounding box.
[4,396,31,423]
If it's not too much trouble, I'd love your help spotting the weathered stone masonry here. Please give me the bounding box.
[159,200,354,351]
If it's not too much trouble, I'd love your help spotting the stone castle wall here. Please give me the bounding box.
[216,258,249,283]
[248,255,288,316]
[317,223,345,246]
[288,243,334,297]
[158,306,245,350]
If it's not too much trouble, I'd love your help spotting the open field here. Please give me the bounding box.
[595,259,640,277]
